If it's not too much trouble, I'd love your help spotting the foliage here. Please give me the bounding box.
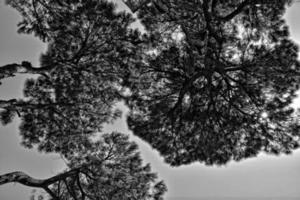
[7,133,166,200]
[0,0,299,177]
[46,132,166,200]
[1,0,142,156]
[0,1,167,199]
[123,0,300,165]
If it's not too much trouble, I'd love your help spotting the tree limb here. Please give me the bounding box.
[0,61,53,81]
[169,71,205,114]
[122,0,151,13]
[0,99,18,109]
[218,0,253,21]
[76,173,86,200]
[0,169,79,188]
[43,186,60,200]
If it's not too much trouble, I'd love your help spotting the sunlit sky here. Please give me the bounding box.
[0,1,300,200]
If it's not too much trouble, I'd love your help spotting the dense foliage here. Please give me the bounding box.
[0,0,166,199]
[0,133,166,200]
[123,0,300,165]
[36,133,166,200]
[0,2,299,199]
[1,0,141,156]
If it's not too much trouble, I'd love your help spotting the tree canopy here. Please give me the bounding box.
[0,0,141,156]
[0,132,166,200]
[0,0,300,199]
[0,0,166,199]
[122,0,300,165]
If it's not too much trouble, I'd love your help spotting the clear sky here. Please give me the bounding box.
[0,1,300,200]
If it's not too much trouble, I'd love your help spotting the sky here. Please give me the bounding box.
[0,1,300,200]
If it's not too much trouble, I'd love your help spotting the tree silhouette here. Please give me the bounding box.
[0,133,167,200]
[0,1,300,199]
[123,0,300,165]
[0,0,142,155]
[0,0,166,199]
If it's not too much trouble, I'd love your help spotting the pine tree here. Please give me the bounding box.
[0,0,299,187]
[1,0,141,155]
[123,0,300,165]
[0,133,167,200]
[0,1,166,199]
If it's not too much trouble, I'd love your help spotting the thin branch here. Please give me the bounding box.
[63,178,78,200]
[122,0,151,13]
[169,71,204,114]
[76,173,86,200]
[43,186,60,200]
[218,0,253,21]
[0,62,54,80]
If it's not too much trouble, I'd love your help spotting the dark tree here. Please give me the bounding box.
[123,0,300,166]
[0,0,166,199]
[0,132,167,200]
[0,0,299,198]
[0,0,143,156]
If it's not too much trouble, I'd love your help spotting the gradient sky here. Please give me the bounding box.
[0,1,300,200]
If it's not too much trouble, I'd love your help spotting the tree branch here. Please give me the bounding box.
[218,0,253,21]
[202,0,223,44]
[0,61,53,81]
[63,177,79,200]
[76,173,86,200]
[122,0,151,13]
[169,71,205,114]
[43,186,60,200]
[0,99,18,109]
[0,169,79,188]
